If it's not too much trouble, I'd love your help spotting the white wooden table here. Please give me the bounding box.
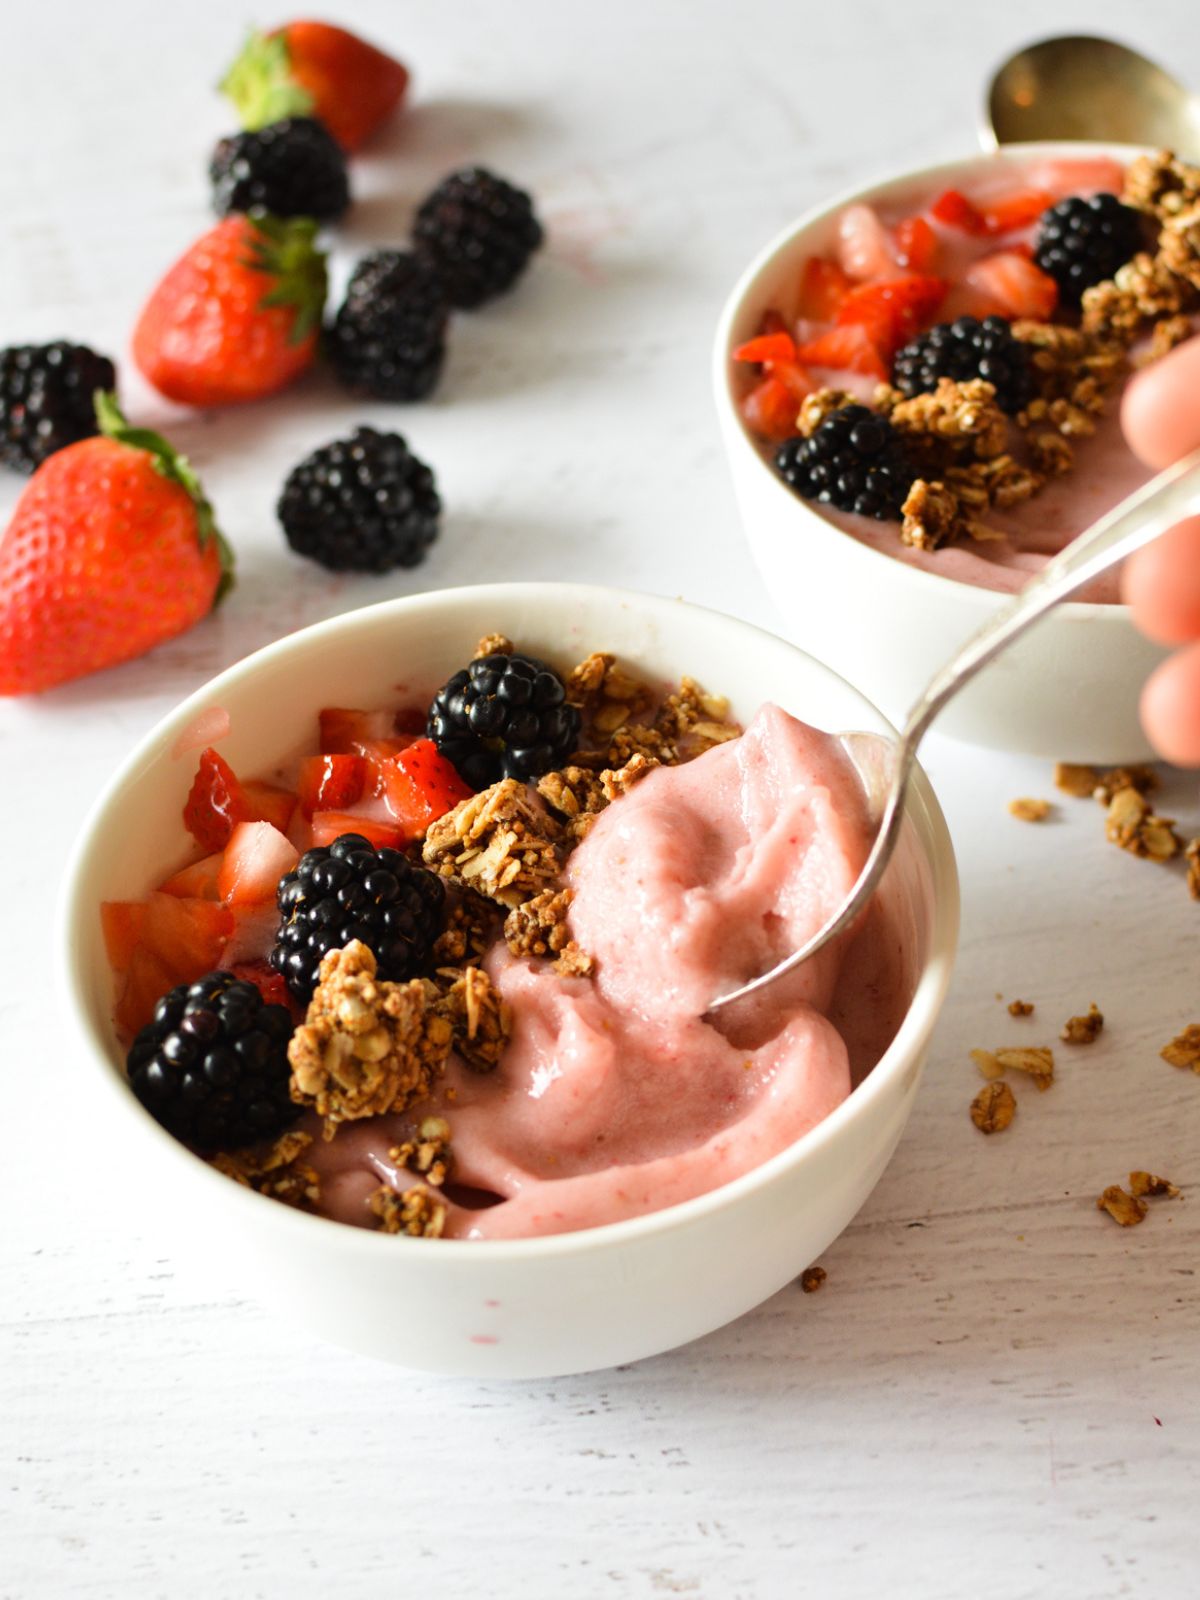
[4,3,1199,1594]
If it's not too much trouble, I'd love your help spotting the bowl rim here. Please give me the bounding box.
[59,580,960,1264]
[712,139,1153,623]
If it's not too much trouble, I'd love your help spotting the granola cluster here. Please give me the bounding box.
[1080,152,1200,344]
[212,1130,322,1211]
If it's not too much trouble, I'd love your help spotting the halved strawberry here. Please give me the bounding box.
[893,216,938,272]
[979,188,1053,235]
[797,323,889,380]
[183,747,253,852]
[244,779,297,834]
[101,902,147,972]
[834,274,948,358]
[310,811,408,850]
[140,892,234,980]
[159,852,223,900]
[930,188,987,234]
[966,252,1058,320]
[797,256,852,319]
[116,945,178,1038]
[217,821,299,906]
[382,738,473,837]
[741,376,801,441]
[231,960,294,1012]
[318,706,395,754]
[297,752,366,818]
[835,205,900,281]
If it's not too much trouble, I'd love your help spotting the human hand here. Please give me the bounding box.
[1121,335,1200,765]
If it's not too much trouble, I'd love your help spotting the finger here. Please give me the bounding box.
[1121,336,1200,468]
[1140,639,1200,766]
[1122,516,1200,644]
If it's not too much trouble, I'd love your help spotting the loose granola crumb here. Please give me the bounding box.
[389,1116,453,1187]
[1009,797,1052,822]
[553,942,595,979]
[288,941,452,1132]
[1054,762,1099,798]
[1123,150,1200,220]
[799,1266,827,1293]
[970,1080,1017,1133]
[212,1130,321,1210]
[1187,839,1200,901]
[1060,1003,1104,1045]
[1008,999,1035,1017]
[473,632,513,659]
[1104,785,1180,860]
[1129,1170,1181,1200]
[368,1184,447,1238]
[564,650,614,708]
[423,778,563,907]
[1097,1185,1148,1227]
[1093,764,1159,806]
[1160,1023,1200,1071]
[504,886,576,959]
[971,1046,1054,1091]
[434,964,512,1073]
[900,478,962,551]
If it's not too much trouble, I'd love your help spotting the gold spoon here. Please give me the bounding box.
[983,34,1200,156]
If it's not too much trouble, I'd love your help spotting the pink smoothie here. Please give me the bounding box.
[304,704,916,1240]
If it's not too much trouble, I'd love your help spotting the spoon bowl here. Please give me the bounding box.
[985,35,1200,156]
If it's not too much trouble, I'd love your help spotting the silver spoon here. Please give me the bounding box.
[708,449,1200,1015]
[983,34,1200,157]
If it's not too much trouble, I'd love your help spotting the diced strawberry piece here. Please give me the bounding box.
[769,357,816,401]
[966,252,1058,320]
[382,738,473,837]
[797,323,889,380]
[797,256,853,319]
[359,736,419,797]
[318,706,396,754]
[231,961,294,1012]
[741,376,801,441]
[893,216,938,272]
[217,821,299,907]
[159,852,223,900]
[835,205,900,282]
[140,892,234,982]
[310,811,409,851]
[979,188,1053,235]
[183,747,254,853]
[297,753,366,819]
[930,188,987,234]
[101,902,147,972]
[733,331,798,364]
[834,274,948,357]
[243,779,297,834]
[116,945,178,1039]
[1026,158,1125,201]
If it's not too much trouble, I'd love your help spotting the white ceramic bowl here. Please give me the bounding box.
[60,583,958,1378]
[713,141,1169,763]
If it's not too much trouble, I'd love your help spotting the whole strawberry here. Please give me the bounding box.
[220,21,409,153]
[133,214,327,406]
[0,394,234,695]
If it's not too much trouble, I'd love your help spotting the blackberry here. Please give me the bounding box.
[327,250,449,401]
[269,834,446,1002]
[774,404,914,521]
[427,652,580,788]
[1033,193,1145,305]
[126,971,296,1153]
[277,427,440,572]
[413,167,543,309]
[0,342,116,474]
[209,117,350,221]
[892,316,1033,414]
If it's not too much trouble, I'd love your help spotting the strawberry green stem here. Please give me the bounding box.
[241,214,329,345]
[219,28,313,131]
[94,393,236,603]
